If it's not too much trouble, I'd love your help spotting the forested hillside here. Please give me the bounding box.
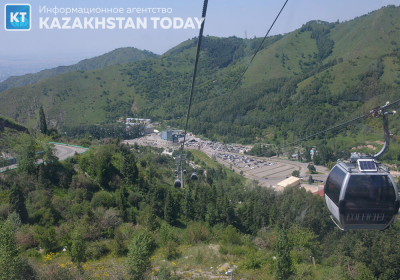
[1,138,399,279]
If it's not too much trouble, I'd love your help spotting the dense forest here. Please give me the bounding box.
[0,129,399,279]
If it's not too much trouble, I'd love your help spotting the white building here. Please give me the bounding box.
[126,118,152,125]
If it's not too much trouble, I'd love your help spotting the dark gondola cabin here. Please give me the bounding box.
[325,157,399,230]
[174,179,181,188]
[191,172,198,180]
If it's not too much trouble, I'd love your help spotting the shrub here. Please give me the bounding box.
[164,241,180,261]
[91,191,114,209]
[86,241,110,260]
[185,222,210,244]
[112,229,128,257]
[127,229,156,279]
[221,225,242,245]
[243,251,263,269]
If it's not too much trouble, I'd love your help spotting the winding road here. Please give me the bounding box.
[0,144,88,173]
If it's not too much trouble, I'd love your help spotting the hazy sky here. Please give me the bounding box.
[1,0,399,65]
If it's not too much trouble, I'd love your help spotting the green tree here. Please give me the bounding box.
[16,134,37,175]
[68,226,86,270]
[291,170,300,177]
[275,227,292,279]
[37,164,47,189]
[164,191,174,225]
[308,175,314,184]
[35,226,58,254]
[121,152,139,185]
[41,142,58,165]
[305,146,311,162]
[307,163,316,174]
[9,182,29,224]
[7,212,21,232]
[184,186,193,220]
[118,185,128,221]
[138,205,158,231]
[205,202,218,226]
[39,105,47,135]
[0,221,24,279]
[127,229,156,279]
[113,228,128,257]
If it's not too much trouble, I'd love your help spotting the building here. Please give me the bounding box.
[161,129,173,141]
[126,118,152,125]
[144,126,154,135]
[275,176,301,192]
[161,129,187,142]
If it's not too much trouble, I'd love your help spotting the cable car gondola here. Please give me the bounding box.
[324,109,399,230]
[174,179,181,188]
[183,169,187,174]
[191,172,198,180]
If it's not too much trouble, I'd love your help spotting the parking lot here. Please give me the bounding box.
[123,133,329,188]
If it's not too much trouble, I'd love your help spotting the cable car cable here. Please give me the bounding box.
[178,0,289,174]
[177,0,288,176]
[254,99,400,158]
[228,0,289,97]
[178,0,209,184]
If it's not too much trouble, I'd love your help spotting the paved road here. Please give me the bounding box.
[55,144,88,160]
[0,144,88,172]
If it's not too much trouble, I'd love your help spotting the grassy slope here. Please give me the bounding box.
[243,30,318,86]
[0,47,158,93]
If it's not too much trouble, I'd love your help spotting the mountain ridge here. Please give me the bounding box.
[0,47,158,93]
[0,5,399,145]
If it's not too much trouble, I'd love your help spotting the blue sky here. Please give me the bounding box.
[1,0,399,66]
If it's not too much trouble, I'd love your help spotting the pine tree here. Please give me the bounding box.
[8,182,29,224]
[184,186,193,220]
[16,134,36,175]
[205,202,218,226]
[37,164,46,190]
[118,185,127,221]
[275,227,292,279]
[164,191,174,225]
[122,152,139,185]
[39,106,47,135]
[220,195,234,225]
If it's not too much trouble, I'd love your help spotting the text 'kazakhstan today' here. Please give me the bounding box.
[39,17,205,29]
